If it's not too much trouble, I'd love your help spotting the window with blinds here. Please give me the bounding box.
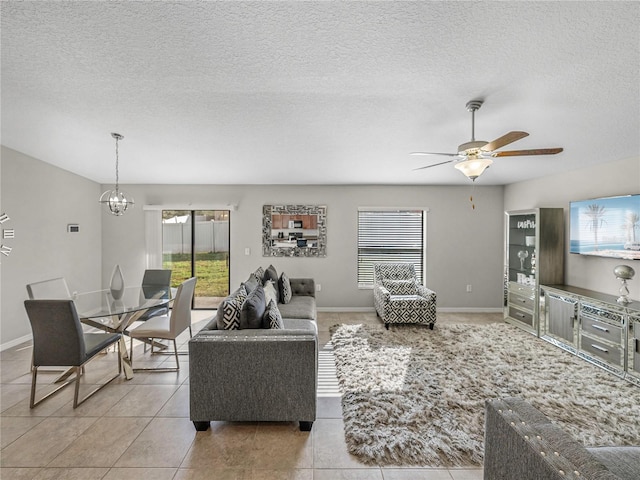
[357,209,426,287]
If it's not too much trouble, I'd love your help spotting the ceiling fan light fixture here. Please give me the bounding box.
[454,157,493,181]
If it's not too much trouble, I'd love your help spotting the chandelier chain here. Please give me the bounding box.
[114,135,120,192]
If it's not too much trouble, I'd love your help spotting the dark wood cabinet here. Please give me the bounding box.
[504,208,564,335]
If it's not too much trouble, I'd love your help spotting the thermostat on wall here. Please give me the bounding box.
[67,224,80,233]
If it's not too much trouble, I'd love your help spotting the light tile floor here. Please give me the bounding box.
[1,310,502,479]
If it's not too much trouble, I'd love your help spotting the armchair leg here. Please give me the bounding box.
[385,323,390,330]
[429,323,434,330]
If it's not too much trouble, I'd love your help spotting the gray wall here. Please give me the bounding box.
[100,184,505,311]
[504,156,640,299]
[2,142,635,349]
[0,147,103,348]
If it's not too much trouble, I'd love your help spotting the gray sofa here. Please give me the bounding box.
[484,397,640,480]
[189,276,317,432]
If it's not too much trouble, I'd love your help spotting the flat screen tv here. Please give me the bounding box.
[570,194,640,260]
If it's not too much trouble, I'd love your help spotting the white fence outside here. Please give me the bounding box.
[163,221,229,254]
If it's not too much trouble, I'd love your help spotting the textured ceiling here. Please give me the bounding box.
[1,1,638,186]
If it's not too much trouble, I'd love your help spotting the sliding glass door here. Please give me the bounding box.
[162,210,230,309]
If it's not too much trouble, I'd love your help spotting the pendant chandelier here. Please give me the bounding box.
[99,133,134,216]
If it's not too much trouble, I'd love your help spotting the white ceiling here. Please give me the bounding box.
[1,1,638,186]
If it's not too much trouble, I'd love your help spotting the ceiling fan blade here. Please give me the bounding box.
[491,147,564,157]
[481,131,529,152]
[413,159,455,171]
[409,152,459,157]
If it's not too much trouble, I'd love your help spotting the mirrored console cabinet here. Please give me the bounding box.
[504,208,564,335]
[542,284,640,387]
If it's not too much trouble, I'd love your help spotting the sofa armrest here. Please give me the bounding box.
[289,278,315,298]
[484,397,621,480]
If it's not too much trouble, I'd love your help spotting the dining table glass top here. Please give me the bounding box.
[73,286,174,321]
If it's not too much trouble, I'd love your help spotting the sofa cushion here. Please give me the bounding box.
[383,279,417,296]
[216,285,247,330]
[240,284,266,329]
[280,272,292,304]
[282,318,318,335]
[263,265,280,302]
[278,295,316,321]
[263,299,284,329]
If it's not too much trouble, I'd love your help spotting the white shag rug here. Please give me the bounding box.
[329,322,640,467]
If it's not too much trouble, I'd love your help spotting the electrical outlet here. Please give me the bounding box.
[316,283,322,292]
[244,247,251,255]
[466,284,472,293]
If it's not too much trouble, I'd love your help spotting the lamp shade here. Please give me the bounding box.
[614,264,635,280]
[454,157,493,181]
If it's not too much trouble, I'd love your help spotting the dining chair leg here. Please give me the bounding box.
[29,365,74,409]
[73,355,122,408]
[173,339,179,370]
[129,336,134,370]
[73,366,82,408]
[29,367,38,408]
[118,341,122,373]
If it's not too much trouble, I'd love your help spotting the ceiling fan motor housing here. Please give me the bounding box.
[458,140,487,155]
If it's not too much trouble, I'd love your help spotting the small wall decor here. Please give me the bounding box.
[0,212,14,258]
[263,205,327,257]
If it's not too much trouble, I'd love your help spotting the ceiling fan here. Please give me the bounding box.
[410,100,563,181]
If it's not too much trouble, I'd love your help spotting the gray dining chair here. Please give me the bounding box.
[26,277,74,372]
[136,269,173,323]
[24,299,122,408]
[128,277,196,372]
[26,277,71,300]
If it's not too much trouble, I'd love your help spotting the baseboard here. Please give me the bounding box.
[318,307,375,313]
[437,307,504,313]
[318,306,503,313]
[0,333,32,352]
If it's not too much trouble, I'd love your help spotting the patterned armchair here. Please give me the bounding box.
[373,263,437,330]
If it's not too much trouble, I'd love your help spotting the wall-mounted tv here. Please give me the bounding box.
[570,194,640,260]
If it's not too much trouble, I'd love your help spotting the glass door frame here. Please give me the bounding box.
[162,209,230,310]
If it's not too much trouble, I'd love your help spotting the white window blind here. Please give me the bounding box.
[357,209,426,287]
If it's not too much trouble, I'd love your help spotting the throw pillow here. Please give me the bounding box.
[240,284,266,329]
[263,299,284,329]
[219,290,247,330]
[254,266,265,280]
[279,272,292,304]
[216,285,247,330]
[242,273,259,293]
[382,279,417,296]
[263,280,278,306]
[263,264,280,302]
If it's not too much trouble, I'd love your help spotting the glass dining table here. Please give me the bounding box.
[73,286,175,380]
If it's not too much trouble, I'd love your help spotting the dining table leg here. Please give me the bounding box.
[120,335,134,380]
